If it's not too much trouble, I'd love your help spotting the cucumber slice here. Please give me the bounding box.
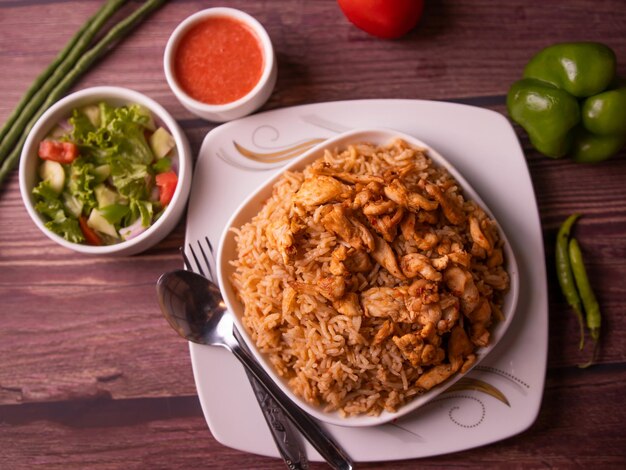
[62,192,83,218]
[38,160,65,193]
[81,104,101,128]
[94,183,119,207]
[136,105,156,131]
[87,209,119,239]
[93,164,111,183]
[149,127,175,159]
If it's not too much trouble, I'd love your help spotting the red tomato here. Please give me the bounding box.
[38,140,79,164]
[337,0,424,39]
[155,170,178,207]
[79,216,102,246]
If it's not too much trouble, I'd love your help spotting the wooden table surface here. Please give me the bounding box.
[1,1,625,468]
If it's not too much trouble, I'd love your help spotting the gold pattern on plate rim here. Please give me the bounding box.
[444,377,510,406]
[233,138,325,163]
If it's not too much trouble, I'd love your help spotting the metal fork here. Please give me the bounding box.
[182,237,310,470]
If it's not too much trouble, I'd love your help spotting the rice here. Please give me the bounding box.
[230,139,510,417]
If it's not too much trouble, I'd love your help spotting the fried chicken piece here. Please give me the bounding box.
[392,333,424,367]
[291,275,346,301]
[310,160,384,185]
[421,343,445,365]
[400,212,439,250]
[367,206,405,242]
[414,325,475,391]
[486,247,503,268]
[448,324,476,371]
[362,200,396,216]
[448,325,474,363]
[318,276,347,300]
[372,319,394,345]
[330,244,374,276]
[282,285,297,317]
[329,245,349,276]
[424,183,465,225]
[333,292,362,318]
[414,363,456,391]
[320,204,375,252]
[416,209,439,225]
[466,297,492,347]
[371,234,406,280]
[352,190,370,209]
[293,176,352,208]
[344,249,373,273]
[414,304,443,327]
[448,250,472,268]
[326,172,383,185]
[444,266,480,314]
[265,215,296,264]
[383,179,439,212]
[437,294,460,333]
[400,253,442,281]
[431,255,449,271]
[469,216,493,254]
[353,182,385,209]
[361,286,415,322]
[290,215,306,236]
[407,279,440,304]
[419,321,439,344]
[482,268,510,291]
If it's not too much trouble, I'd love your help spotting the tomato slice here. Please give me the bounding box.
[38,140,79,164]
[155,170,178,207]
[79,216,102,246]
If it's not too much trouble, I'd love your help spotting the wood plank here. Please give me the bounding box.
[1,364,625,468]
[1,1,625,119]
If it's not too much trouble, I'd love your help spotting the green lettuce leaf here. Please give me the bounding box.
[128,199,154,228]
[67,159,97,214]
[108,159,150,200]
[33,180,84,243]
[71,102,155,165]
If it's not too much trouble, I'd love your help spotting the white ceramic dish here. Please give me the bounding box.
[164,7,277,123]
[216,127,520,427]
[19,86,192,256]
[185,99,547,460]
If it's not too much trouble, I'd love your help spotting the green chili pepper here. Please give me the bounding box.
[555,214,585,349]
[569,237,601,368]
[507,42,626,163]
[568,238,601,339]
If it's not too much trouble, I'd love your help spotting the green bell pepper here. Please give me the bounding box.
[507,42,626,162]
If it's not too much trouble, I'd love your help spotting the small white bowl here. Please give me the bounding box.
[19,86,192,256]
[217,128,520,427]
[164,7,277,123]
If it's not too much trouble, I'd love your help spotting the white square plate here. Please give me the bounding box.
[184,99,547,462]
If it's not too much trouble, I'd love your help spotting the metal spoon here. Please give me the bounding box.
[156,269,354,470]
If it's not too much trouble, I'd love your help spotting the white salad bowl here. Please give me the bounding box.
[19,86,192,256]
[217,128,520,427]
[163,7,277,123]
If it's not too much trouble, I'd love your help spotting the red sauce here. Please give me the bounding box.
[174,17,264,105]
